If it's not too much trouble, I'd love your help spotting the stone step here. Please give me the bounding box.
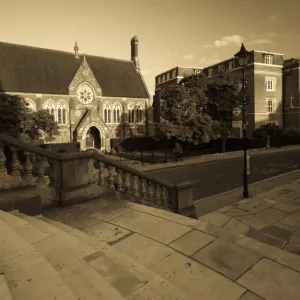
[8,211,127,300]
[40,215,191,300]
[0,272,13,300]
[0,212,78,300]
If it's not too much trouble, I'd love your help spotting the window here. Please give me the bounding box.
[128,103,135,123]
[172,69,176,77]
[266,77,276,91]
[290,94,296,107]
[25,98,37,111]
[155,77,158,84]
[57,101,68,125]
[264,54,273,65]
[164,74,167,81]
[136,103,144,123]
[194,69,201,75]
[104,103,112,123]
[43,100,56,119]
[112,102,121,123]
[266,98,276,113]
[228,60,234,71]
[208,68,213,76]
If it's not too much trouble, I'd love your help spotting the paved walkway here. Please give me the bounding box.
[42,186,300,300]
[112,145,300,172]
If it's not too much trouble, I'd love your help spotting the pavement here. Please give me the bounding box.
[39,183,300,300]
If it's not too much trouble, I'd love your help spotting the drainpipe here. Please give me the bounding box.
[59,155,64,206]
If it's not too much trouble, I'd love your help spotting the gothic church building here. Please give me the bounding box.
[0,36,153,151]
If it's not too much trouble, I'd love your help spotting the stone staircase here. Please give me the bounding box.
[2,196,300,299]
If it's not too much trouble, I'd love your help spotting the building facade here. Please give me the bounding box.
[202,50,284,137]
[153,66,203,125]
[283,58,300,129]
[0,36,154,151]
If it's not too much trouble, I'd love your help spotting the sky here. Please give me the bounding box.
[1,0,299,96]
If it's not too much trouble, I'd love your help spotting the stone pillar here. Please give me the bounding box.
[172,181,197,219]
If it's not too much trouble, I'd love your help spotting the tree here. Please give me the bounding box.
[0,92,59,143]
[158,74,214,144]
[205,71,240,152]
[253,123,284,148]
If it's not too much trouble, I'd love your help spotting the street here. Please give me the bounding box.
[148,149,300,200]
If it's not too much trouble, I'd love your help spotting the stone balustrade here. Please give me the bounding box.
[0,133,197,218]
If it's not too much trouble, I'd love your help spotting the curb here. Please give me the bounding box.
[194,168,300,204]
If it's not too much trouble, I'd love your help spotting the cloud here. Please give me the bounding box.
[247,38,274,45]
[183,54,194,60]
[268,15,278,21]
[214,35,243,48]
[203,44,213,49]
[265,32,277,37]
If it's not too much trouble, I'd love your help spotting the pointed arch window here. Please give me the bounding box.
[112,102,121,123]
[25,98,37,111]
[43,100,56,120]
[136,103,144,123]
[128,103,135,123]
[104,103,112,123]
[57,101,68,125]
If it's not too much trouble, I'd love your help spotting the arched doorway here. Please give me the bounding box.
[86,126,101,149]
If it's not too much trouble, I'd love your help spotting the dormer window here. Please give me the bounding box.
[264,54,273,65]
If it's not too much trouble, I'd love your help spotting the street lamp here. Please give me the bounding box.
[234,43,251,198]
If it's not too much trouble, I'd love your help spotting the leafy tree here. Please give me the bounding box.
[159,75,214,144]
[205,71,240,152]
[0,92,59,143]
[253,123,284,147]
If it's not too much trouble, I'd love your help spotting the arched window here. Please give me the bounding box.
[112,102,121,123]
[25,98,37,111]
[104,103,112,123]
[56,101,68,125]
[136,103,144,123]
[128,102,135,123]
[43,100,56,120]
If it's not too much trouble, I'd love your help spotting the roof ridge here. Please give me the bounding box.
[0,40,132,63]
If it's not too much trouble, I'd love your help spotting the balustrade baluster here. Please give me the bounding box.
[10,146,22,187]
[108,165,115,190]
[36,156,49,184]
[132,176,140,202]
[123,172,131,195]
[0,143,9,188]
[161,186,168,208]
[141,179,147,203]
[98,162,105,186]
[155,184,161,206]
[147,181,154,202]
[23,151,35,186]
[116,169,124,193]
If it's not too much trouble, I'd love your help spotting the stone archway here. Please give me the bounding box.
[81,122,105,150]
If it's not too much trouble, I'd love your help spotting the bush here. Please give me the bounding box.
[281,127,300,145]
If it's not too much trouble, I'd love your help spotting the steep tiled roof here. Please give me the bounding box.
[0,41,149,98]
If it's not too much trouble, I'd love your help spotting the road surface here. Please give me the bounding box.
[148,149,300,200]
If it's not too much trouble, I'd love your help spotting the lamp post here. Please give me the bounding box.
[234,43,251,198]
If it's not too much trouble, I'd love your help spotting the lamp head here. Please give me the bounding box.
[234,43,251,67]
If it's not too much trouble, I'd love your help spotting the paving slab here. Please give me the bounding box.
[255,208,287,227]
[114,233,175,268]
[284,242,300,256]
[198,211,232,227]
[110,211,192,244]
[0,274,13,300]
[192,239,261,281]
[222,218,250,236]
[237,258,300,300]
[278,210,300,228]
[82,221,132,244]
[273,202,300,213]
[90,205,132,222]
[224,208,252,217]
[237,200,276,214]
[169,229,216,256]
[150,251,246,300]
[239,291,264,300]
[261,224,293,241]
[235,215,266,230]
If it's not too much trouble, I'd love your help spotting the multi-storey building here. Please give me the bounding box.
[153,50,285,138]
[0,36,154,151]
[153,66,203,126]
[283,58,300,129]
[202,50,284,137]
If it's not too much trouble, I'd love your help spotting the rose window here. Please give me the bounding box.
[76,84,94,104]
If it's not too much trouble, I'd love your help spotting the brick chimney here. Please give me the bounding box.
[131,36,140,72]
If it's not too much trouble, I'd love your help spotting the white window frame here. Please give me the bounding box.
[56,101,68,125]
[264,54,273,65]
[25,98,37,111]
[103,103,112,124]
[266,98,276,113]
[228,60,234,71]
[265,77,276,91]
[290,94,295,108]
[208,68,213,76]
[43,100,57,121]
[112,102,121,124]
[194,69,201,75]
[128,102,135,123]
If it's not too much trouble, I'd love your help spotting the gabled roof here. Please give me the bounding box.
[0,41,149,98]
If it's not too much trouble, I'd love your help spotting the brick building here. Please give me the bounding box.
[0,36,154,151]
[153,66,203,125]
[153,50,285,138]
[283,58,300,129]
